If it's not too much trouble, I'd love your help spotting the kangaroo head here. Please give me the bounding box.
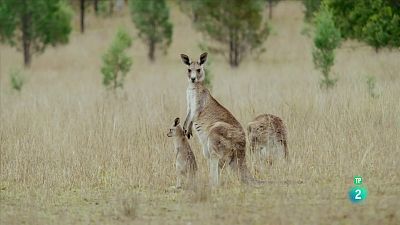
[180,52,208,84]
[167,117,184,137]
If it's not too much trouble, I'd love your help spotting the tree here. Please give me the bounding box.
[178,0,206,23]
[97,0,111,17]
[192,0,269,67]
[199,43,213,89]
[101,28,132,91]
[109,0,114,15]
[325,0,400,50]
[0,0,73,67]
[303,0,400,50]
[94,0,98,14]
[302,0,321,22]
[80,0,85,33]
[312,3,341,89]
[129,0,173,61]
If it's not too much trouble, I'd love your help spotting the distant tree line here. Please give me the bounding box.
[306,0,399,89]
[1,0,399,68]
[303,0,400,50]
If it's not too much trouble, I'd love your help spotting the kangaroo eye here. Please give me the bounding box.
[197,69,201,73]
[188,69,191,73]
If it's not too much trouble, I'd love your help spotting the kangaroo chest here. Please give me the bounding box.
[187,88,208,148]
[187,88,199,120]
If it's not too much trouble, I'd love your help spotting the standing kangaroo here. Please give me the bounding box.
[181,52,253,186]
[167,118,197,189]
[247,114,289,165]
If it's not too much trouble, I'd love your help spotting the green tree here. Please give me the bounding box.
[177,0,202,22]
[198,43,213,90]
[302,0,321,22]
[304,0,400,50]
[79,0,85,33]
[101,28,133,91]
[0,0,73,67]
[192,0,269,67]
[129,0,173,61]
[312,3,341,89]
[326,0,400,50]
[97,0,112,17]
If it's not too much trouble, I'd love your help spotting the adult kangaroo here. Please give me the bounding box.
[181,52,253,186]
[248,114,289,166]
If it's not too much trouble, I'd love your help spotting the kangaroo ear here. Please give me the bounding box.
[180,54,190,66]
[199,52,208,65]
[174,118,180,126]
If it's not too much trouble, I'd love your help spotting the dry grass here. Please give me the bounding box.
[1,1,400,225]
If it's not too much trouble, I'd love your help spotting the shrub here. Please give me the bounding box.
[101,28,132,91]
[312,3,341,89]
[9,68,25,92]
[303,0,321,22]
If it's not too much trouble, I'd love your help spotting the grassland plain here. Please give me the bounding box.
[1,1,399,225]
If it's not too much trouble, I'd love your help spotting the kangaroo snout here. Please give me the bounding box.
[191,77,195,82]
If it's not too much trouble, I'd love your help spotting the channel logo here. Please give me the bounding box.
[348,176,368,203]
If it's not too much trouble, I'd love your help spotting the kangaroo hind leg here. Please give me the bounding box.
[207,134,227,187]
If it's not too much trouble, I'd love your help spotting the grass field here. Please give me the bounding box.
[1,1,399,224]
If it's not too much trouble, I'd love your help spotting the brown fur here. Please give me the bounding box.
[167,118,197,188]
[247,114,289,162]
[181,53,254,185]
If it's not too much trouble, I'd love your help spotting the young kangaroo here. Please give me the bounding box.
[167,117,197,189]
[247,114,288,165]
[180,52,254,186]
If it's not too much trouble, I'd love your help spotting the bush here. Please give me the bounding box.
[312,3,341,89]
[303,0,321,22]
[9,68,25,92]
[101,28,132,91]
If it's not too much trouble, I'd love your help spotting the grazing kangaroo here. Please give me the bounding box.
[167,118,197,189]
[180,52,254,186]
[247,114,288,165]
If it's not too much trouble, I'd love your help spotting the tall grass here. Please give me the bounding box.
[1,1,399,225]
